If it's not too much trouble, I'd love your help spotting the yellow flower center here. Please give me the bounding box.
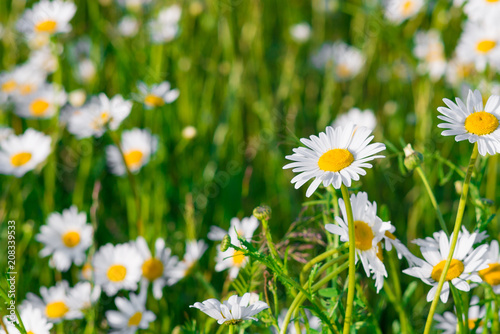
[431,259,464,282]
[27,332,34,334]
[1,80,17,93]
[35,20,58,33]
[124,150,144,168]
[30,99,50,116]
[233,250,246,266]
[480,262,500,286]
[477,40,496,53]
[464,111,499,136]
[144,94,165,107]
[62,231,81,248]
[107,264,127,282]
[402,0,414,15]
[11,152,32,167]
[336,64,351,78]
[354,220,374,251]
[142,258,164,281]
[318,149,354,172]
[45,301,69,319]
[128,312,142,327]
[19,84,34,95]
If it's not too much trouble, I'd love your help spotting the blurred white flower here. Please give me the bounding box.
[434,296,486,333]
[312,42,365,81]
[333,108,377,131]
[14,83,67,119]
[28,47,58,74]
[0,304,53,334]
[149,5,182,43]
[445,57,475,86]
[105,292,156,333]
[289,23,311,43]
[137,81,179,108]
[456,21,500,72]
[385,0,424,24]
[68,89,87,107]
[465,0,500,25]
[17,0,77,37]
[182,126,197,139]
[118,16,139,37]
[78,58,97,83]
[479,240,500,293]
[68,282,101,311]
[0,127,14,143]
[168,240,207,284]
[413,30,447,81]
[117,0,153,10]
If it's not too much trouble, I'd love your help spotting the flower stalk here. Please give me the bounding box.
[341,184,356,334]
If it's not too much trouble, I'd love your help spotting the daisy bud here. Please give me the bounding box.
[253,205,271,221]
[220,234,231,252]
[403,144,423,171]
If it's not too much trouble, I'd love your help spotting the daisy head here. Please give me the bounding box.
[92,243,142,296]
[0,129,52,177]
[312,42,365,80]
[403,230,490,303]
[1,304,53,334]
[24,281,82,323]
[385,0,424,24]
[289,23,311,43]
[190,293,269,325]
[332,108,377,131]
[36,205,93,272]
[17,0,77,37]
[326,192,391,292]
[283,124,385,197]
[67,282,101,312]
[106,128,159,176]
[456,22,500,72]
[434,296,486,333]
[137,81,180,109]
[149,5,182,43]
[105,292,156,333]
[437,89,500,156]
[135,236,180,299]
[479,240,500,293]
[14,83,67,119]
[465,0,500,26]
[413,30,446,81]
[168,240,207,284]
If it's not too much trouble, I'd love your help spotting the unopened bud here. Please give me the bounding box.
[253,205,271,221]
[403,144,423,171]
[220,234,231,252]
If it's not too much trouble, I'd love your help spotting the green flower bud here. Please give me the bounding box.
[220,234,231,252]
[253,205,271,221]
[403,144,423,171]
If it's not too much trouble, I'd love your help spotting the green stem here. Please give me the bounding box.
[261,218,283,267]
[300,244,348,284]
[341,184,356,334]
[415,166,449,235]
[228,324,234,334]
[423,143,479,334]
[450,285,466,334]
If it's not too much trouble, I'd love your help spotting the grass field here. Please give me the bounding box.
[1,0,500,333]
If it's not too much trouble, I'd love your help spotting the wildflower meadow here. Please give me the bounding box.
[2,0,500,333]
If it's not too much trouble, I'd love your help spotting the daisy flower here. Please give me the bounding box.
[1,65,46,100]
[149,5,182,43]
[0,129,51,177]
[117,0,153,10]
[437,89,500,156]
[93,243,142,296]
[403,230,489,303]
[0,304,52,334]
[106,128,159,176]
[312,42,365,81]
[36,206,93,272]
[168,240,207,285]
[434,296,486,333]
[134,236,180,299]
[105,292,156,334]
[479,240,500,293]
[17,0,77,36]
[212,216,260,279]
[413,30,447,81]
[283,124,385,197]
[332,108,377,131]
[190,293,269,325]
[24,281,82,323]
[465,0,500,25]
[326,192,392,292]
[118,16,139,37]
[14,83,67,119]
[385,0,424,24]
[137,81,179,109]
[289,23,311,43]
[456,22,500,72]
[445,57,476,86]
[67,93,132,139]
[68,282,101,312]
[28,47,58,74]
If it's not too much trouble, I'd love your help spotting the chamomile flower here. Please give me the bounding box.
[1,65,46,100]
[479,240,500,293]
[149,5,182,43]
[403,230,489,303]
[0,304,53,334]
[24,281,82,323]
[168,240,207,284]
[135,236,180,299]
[117,0,153,11]
[36,206,93,272]
[17,0,77,36]
[456,22,500,72]
[289,23,311,43]
[106,128,159,176]
[106,292,156,334]
[383,225,419,265]
[312,42,365,81]
[190,293,269,325]
[67,93,132,139]
[385,0,424,24]
[118,16,139,37]
[413,30,447,81]
[445,57,476,86]
[212,216,260,279]
[93,243,142,296]
[68,282,101,312]
[465,0,500,25]
[0,129,51,177]
[28,47,58,74]
[14,84,67,119]
[434,296,486,333]
[137,81,179,109]
[332,108,377,131]
[283,124,385,197]
[326,192,391,292]
[437,89,500,156]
